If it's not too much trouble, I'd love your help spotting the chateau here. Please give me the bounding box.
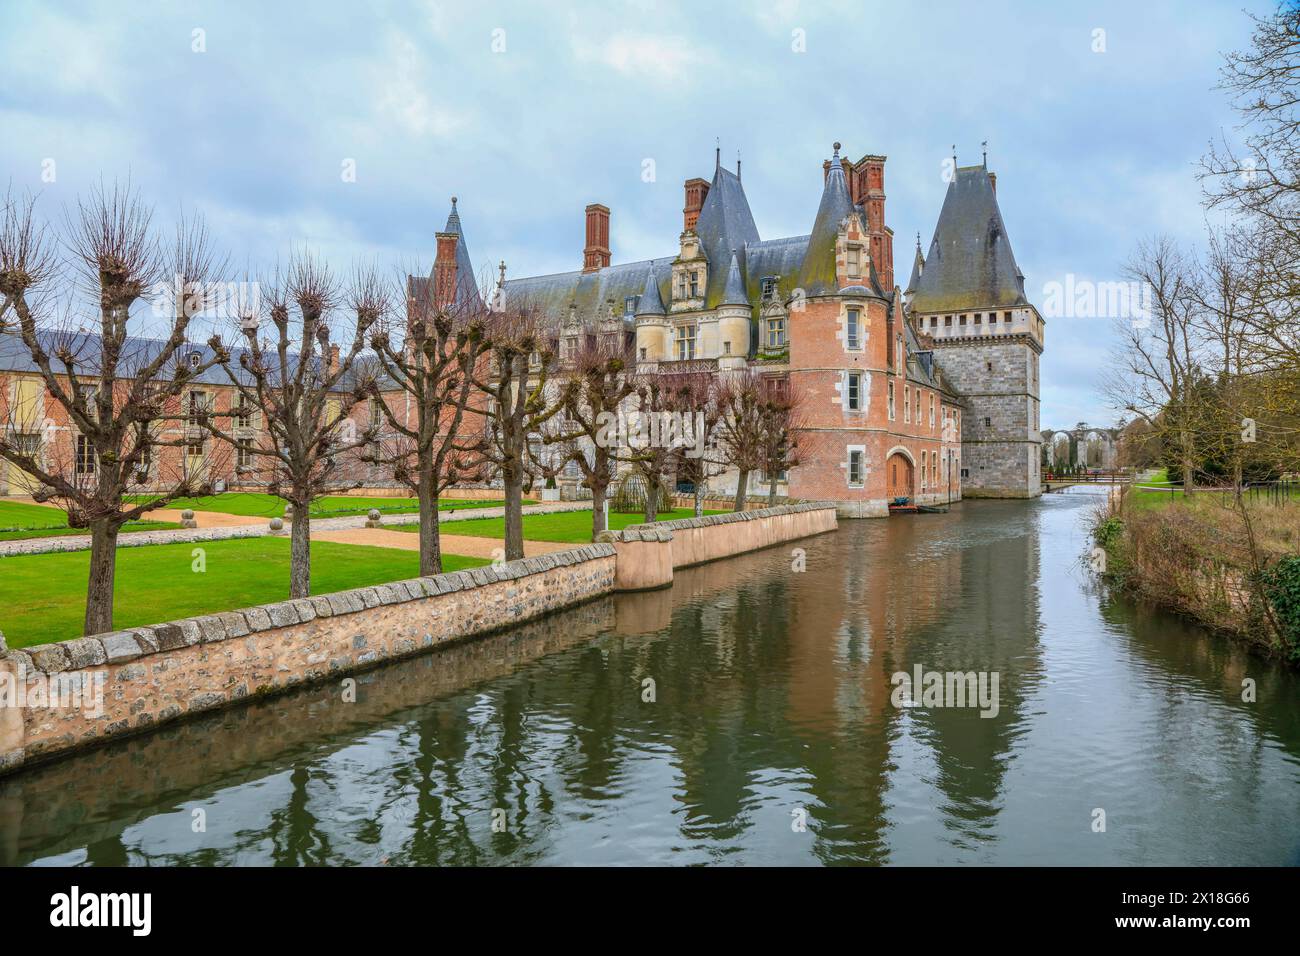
[434,142,1045,516]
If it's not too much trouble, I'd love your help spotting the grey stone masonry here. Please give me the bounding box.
[931,337,1042,498]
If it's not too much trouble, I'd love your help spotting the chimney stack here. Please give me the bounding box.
[433,231,459,308]
[583,203,611,272]
[988,171,997,194]
[682,177,709,232]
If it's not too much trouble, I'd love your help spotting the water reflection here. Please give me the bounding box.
[2,491,1297,866]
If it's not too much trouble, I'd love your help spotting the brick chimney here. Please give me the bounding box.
[326,344,340,377]
[583,203,610,272]
[433,231,459,308]
[682,177,709,231]
[988,171,997,194]
[852,153,893,290]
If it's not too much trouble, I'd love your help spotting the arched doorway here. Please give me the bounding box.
[886,451,914,499]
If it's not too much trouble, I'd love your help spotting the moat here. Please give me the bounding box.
[2,488,1297,866]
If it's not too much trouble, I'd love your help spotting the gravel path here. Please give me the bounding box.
[313,527,575,558]
[0,501,592,558]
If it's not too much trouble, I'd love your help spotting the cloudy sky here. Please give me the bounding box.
[0,0,1271,427]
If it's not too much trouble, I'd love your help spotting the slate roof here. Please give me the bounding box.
[0,329,371,391]
[635,268,666,316]
[693,163,760,308]
[796,146,859,297]
[719,253,748,307]
[909,164,1027,313]
[501,256,674,328]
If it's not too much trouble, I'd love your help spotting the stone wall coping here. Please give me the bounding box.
[617,502,835,538]
[3,543,617,674]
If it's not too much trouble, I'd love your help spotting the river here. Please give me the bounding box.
[2,488,1297,866]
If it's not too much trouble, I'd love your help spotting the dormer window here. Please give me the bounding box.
[188,351,202,369]
[624,295,639,316]
[689,272,700,298]
[761,277,778,301]
[846,245,862,278]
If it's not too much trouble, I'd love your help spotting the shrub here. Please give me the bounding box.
[1259,556,1300,661]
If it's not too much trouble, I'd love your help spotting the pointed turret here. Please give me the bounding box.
[434,196,484,311]
[910,166,1026,313]
[635,269,666,316]
[797,142,858,297]
[905,233,924,296]
[719,253,748,307]
[694,160,759,307]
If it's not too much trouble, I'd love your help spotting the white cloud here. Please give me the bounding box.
[570,32,710,87]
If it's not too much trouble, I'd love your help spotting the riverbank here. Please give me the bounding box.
[0,504,836,778]
[1092,488,1300,664]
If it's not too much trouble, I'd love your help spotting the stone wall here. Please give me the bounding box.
[931,338,1042,498]
[599,503,837,590]
[0,545,617,776]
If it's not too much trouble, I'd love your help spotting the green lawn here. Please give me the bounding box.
[0,499,179,541]
[0,537,488,648]
[122,492,524,519]
[408,508,721,543]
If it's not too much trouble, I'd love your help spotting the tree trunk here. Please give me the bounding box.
[289,508,311,598]
[644,475,660,523]
[83,518,119,636]
[694,480,704,517]
[503,470,525,561]
[734,469,749,512]
[417,460,441,576]
[767,472,779,507]
[591,482,608,541]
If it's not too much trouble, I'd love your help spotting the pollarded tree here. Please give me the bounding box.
[209,257,381,598]
[0,184,230,635]
[541,337,637,540]
[716,369,769,511]
[365,279,489,575]
[459,305,566,560]
[758,380,803,506]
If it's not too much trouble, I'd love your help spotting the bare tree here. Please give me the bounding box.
[758,380,803,506]
[661,365,726,517]
[617,372,696,523]
[459,305,564,560]
[716,369,769,511]
[365,278,488,575]
[1103,236,1206,495]
[542,338,636,540]
[210,256,380,598]
[0,183,230,635]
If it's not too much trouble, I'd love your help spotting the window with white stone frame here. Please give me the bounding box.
[674,323,697,360]
[921,449,927,489]
[904,386,910,423]
[845,307,861,350]
[887,381,895,420]
[847,446,865,487]
[766,314,786,349]
[845,371,864,411]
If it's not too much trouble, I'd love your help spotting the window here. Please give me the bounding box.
[234,400,252,429]
[75,435,95,474]
[624,295,639,316]
[904,386,910,423]
[896,335,904,371]
[689,272,699,298]
[846,308,861,350]
[761,277,778,301]
[370,396,383,426]
[921,450,928,488]
[887,381,895,420]
[187,390,207,427]
[188,351,202,369]
[846,245,861,278]
[974,313,982,325]
[984,416,992,428]
[986,361,993,372]
[1004,311,1012,323]
[639,347,647,361]
[237,443,254,470]
[766,315,786,349]
[958,314,967,326]
[187,438,205,459]
[723,340,731,355]
[675,324,697,360]
[563,336,579,359]
[929,394,935,430]
[944,315,952,327]
[930,316,938,328]
[848,449,864,486]
[845,372,863,411]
